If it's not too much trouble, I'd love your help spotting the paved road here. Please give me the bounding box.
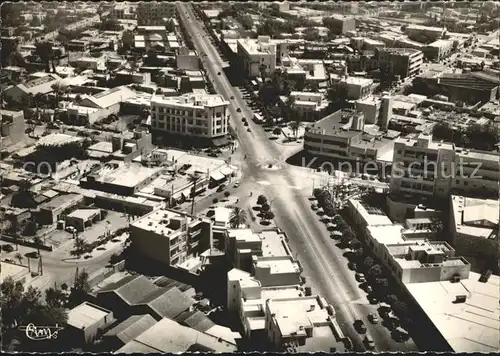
[178,3,418,353]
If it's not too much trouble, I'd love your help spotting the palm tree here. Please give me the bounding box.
[187,173,202,216]
[289,119,301,140]
[72,237,86,258]
[32,235,43,275]
[229,206,247,228]
[14,252,23,265]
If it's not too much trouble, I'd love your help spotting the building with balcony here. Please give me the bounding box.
[303,110,395,166]
[237,36,278,78]
[390,133,500,199]
[129,208,213,266]
[150,93,230,144]
[375,48,424,79]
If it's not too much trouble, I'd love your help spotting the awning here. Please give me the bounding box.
[212,137,230,147]
[210,171,225,181]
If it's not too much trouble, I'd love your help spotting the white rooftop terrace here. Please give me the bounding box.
[406,272,500,352]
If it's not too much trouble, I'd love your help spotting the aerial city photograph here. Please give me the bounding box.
[0,1,498,354]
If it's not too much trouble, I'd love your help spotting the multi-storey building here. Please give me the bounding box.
[404,24,446,43]
[323,14,356,35]
[136,1,177,26]
[390,133,500,199]
[281,91,328,122]
[423,39,454,61]
[236,36,289,78]
[303,110,394,165]
[339,77,374,100]
[150,93,230,142]
[129,208,213,266]
[375,48,424,79]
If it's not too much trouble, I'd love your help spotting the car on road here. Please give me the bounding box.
[217,72,221,75]
[364,334,375,349]
[356,273,366,282]
[368,313,379,324]
[233,182,240,188]
[242,117,246,122]
[244,122,249,126]
[343,337,353,350]
[354,319,367,333]
[236,108,241,112]
[247,128,251,132]
[230,96,234,99]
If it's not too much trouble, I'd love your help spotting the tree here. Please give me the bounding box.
[257,195,267,206]
[0,277,25,328]
[45,287,66,309]
[11,180,37,209]
[342,229,355,243]
[229,206,247,228]
[289,120,301,140]
[430,217,445,233]
[212,198,219,204]
[261,203,271,213]
[14,253,23,265]
[368,264,383,277]
[72,237,87,258]
[386,294,398,305]
[364,256,374,268]
[393,301,410,318]
[264,211,275,221]
[187,173,202,216]
[355,247,364,259]
[432,121,454,142]
[350,238,361,250]
[34,41,55,73]
[74,270,90,294]
[121,30,134,51]
[238,14,254,30]
[376,277,389,289]
[224,191,231,198]
[273,127,282,136]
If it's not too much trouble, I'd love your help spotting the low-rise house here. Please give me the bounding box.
[66,302,115,344]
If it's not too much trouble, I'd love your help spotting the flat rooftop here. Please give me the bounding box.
[131,208,187,240]
[255,257,301,275]
[87,163,162,188]
[259,230,290,257]
[406,272,500,352]
[451,195,498,239]
[67,302,111,330]
[151,93,228,108]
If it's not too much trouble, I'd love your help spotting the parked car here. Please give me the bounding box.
[364,334,375,349]
[356,273,366,282]
[208,152,218,157]
[2,244,14,253]
[233,182,240,188]
[368,313,379,324]
[366,285,373,294]
[348,261,357,270]
[25,128,33,134]
[217,184,226,192]
[343,337,353,350]
[236,108,241,112]
[354,319,366,333]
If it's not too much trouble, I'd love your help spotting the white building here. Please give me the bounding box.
[390,133,500,199]
[237,36,290,78]
[150,93,230,139]
[339,77,374,100]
